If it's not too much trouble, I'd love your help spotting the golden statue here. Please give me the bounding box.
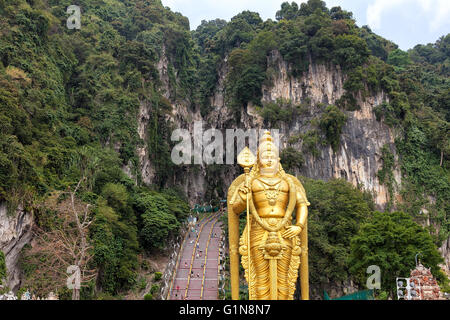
[227,131,310,300]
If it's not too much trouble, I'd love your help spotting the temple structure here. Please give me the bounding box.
[409,263,445,300]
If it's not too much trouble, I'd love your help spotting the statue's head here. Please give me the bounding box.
[257,131,279,176]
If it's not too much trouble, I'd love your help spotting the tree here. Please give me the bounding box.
[330,6,353,20]
[231,10,263,28]
[258,98,297,125]
[91,197,139,295]
[22,178,96,299]
[101,183,129,215]
[226,48,266,118]
[304,178,373,287]
[334,34,370,69]
[276,2,299,21]
[215,11,262,51]
[280,147,304,172]
[409,34,450,70]
[319,105,348,152]
[193,19,227,53]
[134,192,182,250]
[387,49,411,69]
[298,0,329,16]
[424,113,450,167]
[348,211,446,298]
[359,26,398,61]
[278,21,309,75]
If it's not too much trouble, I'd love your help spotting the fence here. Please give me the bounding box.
[159,220,189,300]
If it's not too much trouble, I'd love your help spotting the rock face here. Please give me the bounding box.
[439,236,450,276]
[137,99,156,186]
[144,50,401,210]
[261,51,401,209]
[0,202,33,292]
[310,278,359,300]
[262,54,346,105]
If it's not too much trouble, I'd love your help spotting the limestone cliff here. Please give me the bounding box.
[0,202,33,291]
[142,50,401,211]
[261,51,402,210]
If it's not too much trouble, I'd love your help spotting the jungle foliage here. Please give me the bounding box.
[0,0,192,298]
[0,251,6,282]
[349,211,448,297]
[303,178,374,287]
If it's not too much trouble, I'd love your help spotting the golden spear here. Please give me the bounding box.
[237,147,256,299]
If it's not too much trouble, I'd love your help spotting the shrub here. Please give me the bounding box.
[302,130,322,158]
[144,293,153,300]
[101,183,129,213]
[154,272,162,281]
[0,251,6,282]
[150,283,160,294]
[137,277,147,290]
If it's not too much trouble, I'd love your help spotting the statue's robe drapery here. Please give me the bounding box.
[227,172,310,300]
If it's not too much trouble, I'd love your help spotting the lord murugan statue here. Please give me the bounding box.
[227,131,310,300]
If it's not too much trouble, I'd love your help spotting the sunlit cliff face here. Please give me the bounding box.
[258,146,279,177]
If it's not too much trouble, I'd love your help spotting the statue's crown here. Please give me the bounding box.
[259,130,273,144]
[258,130,278,156]
[259,130,274,144]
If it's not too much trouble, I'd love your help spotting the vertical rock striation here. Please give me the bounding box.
[261,51,401,210]
[0,202,33,292]
[138,50,402,210]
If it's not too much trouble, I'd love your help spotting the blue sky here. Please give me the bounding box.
[161,0,450,50]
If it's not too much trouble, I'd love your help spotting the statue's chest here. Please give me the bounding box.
[252,177,289,206]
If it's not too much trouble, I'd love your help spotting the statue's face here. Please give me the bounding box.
[259,147,279,175]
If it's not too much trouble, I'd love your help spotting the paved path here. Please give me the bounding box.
[169,213,222,300]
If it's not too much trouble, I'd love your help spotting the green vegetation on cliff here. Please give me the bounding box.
[1,0,193,298]
[0,251,6,282]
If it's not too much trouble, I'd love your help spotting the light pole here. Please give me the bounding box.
[415,252,423,266]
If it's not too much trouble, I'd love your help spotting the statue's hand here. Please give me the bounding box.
[238,186,251,201]
[281,225,302,239]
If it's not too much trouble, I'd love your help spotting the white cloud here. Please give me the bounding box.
[367,0,450,32]
[429,0,450,32]
[367,0,407,30]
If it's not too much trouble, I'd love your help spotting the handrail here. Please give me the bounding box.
[218,211,227,299]
[217,217,223,300]
[200,217,220,299]
[217,239,221,300]
[184,213,218,299]
[165,229,188,300]
[166,212,210,300]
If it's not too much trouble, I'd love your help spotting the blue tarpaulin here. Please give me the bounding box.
[324,290,374,300]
